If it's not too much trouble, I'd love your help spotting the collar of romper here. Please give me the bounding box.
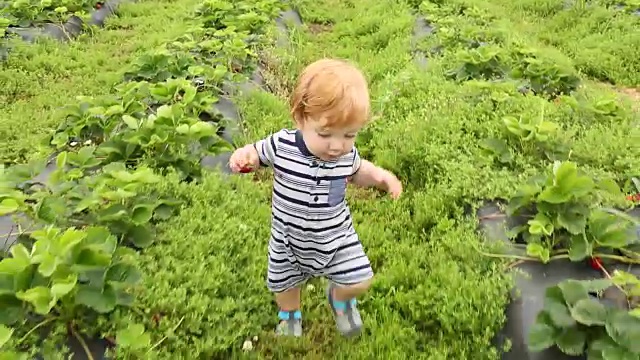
[295,130,341,165]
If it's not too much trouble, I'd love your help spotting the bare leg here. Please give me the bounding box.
[333,278,373,311]
[274,286,303,337]
[275,286,301,311]
[327,277,373,337]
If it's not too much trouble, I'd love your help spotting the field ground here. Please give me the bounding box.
[0,0,639,359]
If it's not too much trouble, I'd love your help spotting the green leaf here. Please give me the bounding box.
[105,263,141,286]
[51,273,78,298]
[0,257,30,275]
[73,249,112,272]
[36,197,67,223]
[528,312,557,351]
[0,295,25,325]
[122,115,139,130]
[126,225,153,248]
[556,205,589,235]
[568,234,591,261]
[15,287,56,315]
[156,105,173,119]
[57,228,86,255]
[116,323,150,350]
[176,124,190,134]
[583,279,613,293]
[56,152,68,169]
[558,280,589,306]
[597,178,622,197]
[189,122,215,137]
[555,327,586,356]
[75,284,117,313]
[544,286,576,328]
[98,204,128,222]
[10,244,29,263]
[538,162,595,204]
[105,104,124,116]
[36,254,58,278]
[0,352,28,360]
[570,298,608,326]
[605,310,640,353]
[526,243,550,263]
[130,168,160,184]
[131,204,154,225]
[528,213,554,236]
[589,211,631,249]
[0,324,13,348]
[601,344,638,360]
[84,227,117,254]
[630,308,640,319]
[0,199,19,216]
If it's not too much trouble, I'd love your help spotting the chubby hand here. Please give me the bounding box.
[379,169,403,199]
[229,145,260,173]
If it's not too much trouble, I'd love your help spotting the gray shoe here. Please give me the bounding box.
[326,283,363,337]
[275,310,302,337]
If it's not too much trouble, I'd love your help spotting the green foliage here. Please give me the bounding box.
[0,225,140,322]
[506,161,633,262]
[48,79,231,180]
[446,45,508,81]
[1,0,96,26]
[529,277,640,358]
[0,157,181,248]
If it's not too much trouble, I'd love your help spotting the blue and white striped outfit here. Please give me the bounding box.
[253,129,374,293]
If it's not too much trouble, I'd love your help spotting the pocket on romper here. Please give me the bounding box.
[327,177,347,206]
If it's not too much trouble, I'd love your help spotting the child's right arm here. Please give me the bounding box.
[229,131,282,173]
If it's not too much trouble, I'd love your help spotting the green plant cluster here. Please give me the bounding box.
[433,0,640,87]
[0,0,282,358]
[408,0,640,357]
[418,0,581,99]
[1,0,97,27]
[529,276,640,359]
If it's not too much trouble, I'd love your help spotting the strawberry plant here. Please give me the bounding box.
[528,276,640,358]
[0,224,141,360]
[0,156,182,249]
[0,325,27,360]
[1,0,96,27]
[505,161,636,264]
[122,49,207,84]
[509,46,581,99]
[446,44,508,81]
[480,105,570,164]
[49,79,232,179]
[195,0,282,33]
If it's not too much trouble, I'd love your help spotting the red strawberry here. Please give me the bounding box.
[239,166,253,173]
[589,257,603,271]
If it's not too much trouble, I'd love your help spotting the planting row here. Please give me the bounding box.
[406,1,640,359]
[412,0,640,87]
[0,0,292,358]
[1,0,126,47]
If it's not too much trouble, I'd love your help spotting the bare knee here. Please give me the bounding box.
[348,277,373,292]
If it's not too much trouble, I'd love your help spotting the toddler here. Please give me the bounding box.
[229,58,402,338]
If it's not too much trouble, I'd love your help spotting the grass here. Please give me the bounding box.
[101,0,638,358]
[0,0,204,165]
[1,0,639,358]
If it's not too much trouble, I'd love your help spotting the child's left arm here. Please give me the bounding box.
[349,159,403,199]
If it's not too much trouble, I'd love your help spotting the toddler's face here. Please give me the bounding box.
[298,118,362,161]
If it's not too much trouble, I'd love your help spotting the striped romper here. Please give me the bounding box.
[253,129,374,293]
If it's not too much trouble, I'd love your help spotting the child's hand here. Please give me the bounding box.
[380,170,403,199]
[229,145,260,173]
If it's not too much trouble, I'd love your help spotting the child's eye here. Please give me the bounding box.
[318,133,330,138]
[345,134,356,138]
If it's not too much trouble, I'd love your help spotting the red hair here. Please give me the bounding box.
[290,58,370,128]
